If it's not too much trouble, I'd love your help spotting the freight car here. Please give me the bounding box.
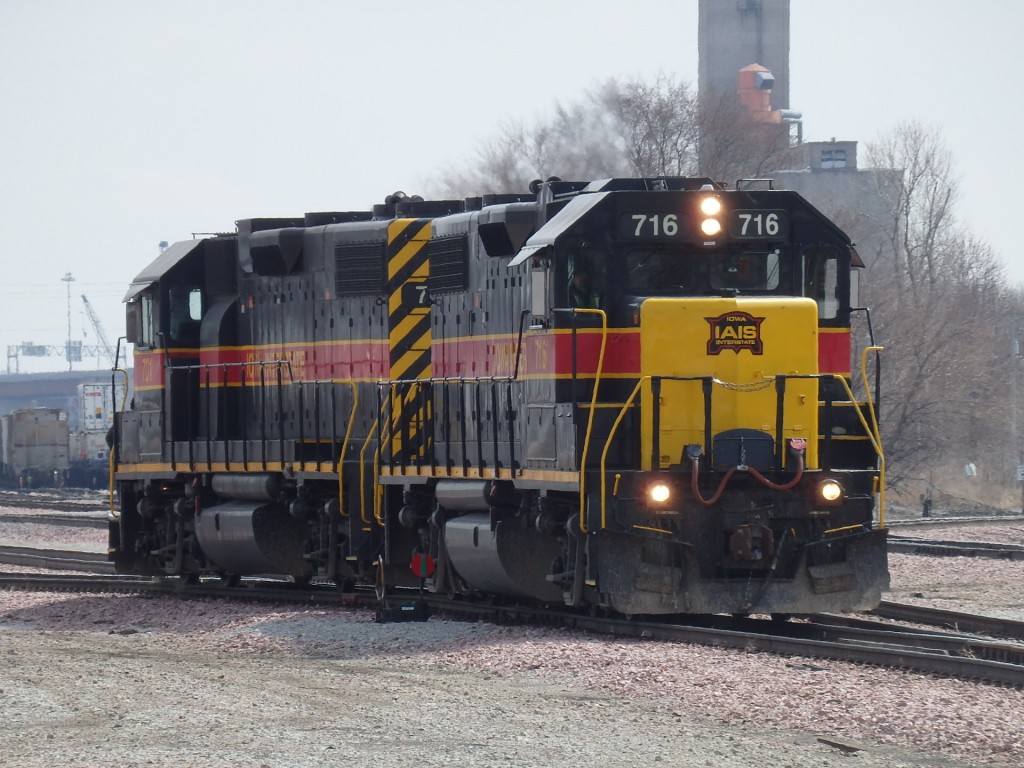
[109,176,888,616]
[1,382,124,489]
[1,407,70,487]
[66,381,124,488]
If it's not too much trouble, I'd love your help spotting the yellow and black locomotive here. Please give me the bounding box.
[110,177,888,616]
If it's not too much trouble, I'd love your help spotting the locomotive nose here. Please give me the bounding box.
[638,296,819,472]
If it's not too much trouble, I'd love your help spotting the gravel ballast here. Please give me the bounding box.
[2,507,1023,766]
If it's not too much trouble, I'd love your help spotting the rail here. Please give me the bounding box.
[148,334,882,536]
[107,364,131,516]
[375,307,536,482]
[358,416,379,529]
[857,345,885,524]
[569,308,608,534]
[376,308,611,533]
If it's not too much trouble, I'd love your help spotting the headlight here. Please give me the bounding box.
[818,479,844,504]
[700,218,722,236]
[649,483,671,504]
[700,196,722,215]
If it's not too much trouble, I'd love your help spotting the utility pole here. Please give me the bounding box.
[1014,313,1024,512]
[62,272,75,371]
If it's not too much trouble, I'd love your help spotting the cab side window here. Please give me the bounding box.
[169,286,202,344]
[804,250,839,319]
[567,252,605,309]
[139,295,155,348]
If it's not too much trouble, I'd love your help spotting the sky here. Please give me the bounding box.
[1,0,1020,374]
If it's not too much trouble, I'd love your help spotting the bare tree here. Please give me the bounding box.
[440,120,544,196]
[696,90,801,184]
[862,122,1010,493]
[867,237,1006,483]
[437,74,737,196]
[437,73,807,198]
[597,74,700,176]
[865,122,959,295]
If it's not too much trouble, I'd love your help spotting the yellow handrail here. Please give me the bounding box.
[599,377,647,530]
[373,443,385,527]
[573,310,608,534]
[828,355,885,526]
[108,367,131,517]
[358,415,380,528]
[334,381,359,519]
[858,346,886,526]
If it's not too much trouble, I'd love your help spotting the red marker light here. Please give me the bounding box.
[410,552,436,578]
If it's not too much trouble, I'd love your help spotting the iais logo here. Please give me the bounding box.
[704,311,765,355]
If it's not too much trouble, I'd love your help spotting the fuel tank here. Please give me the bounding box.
[194,500,312,578]
[445,512,563,602]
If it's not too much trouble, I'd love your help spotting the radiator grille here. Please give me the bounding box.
[426,236,467,293]
[334,241,385,296]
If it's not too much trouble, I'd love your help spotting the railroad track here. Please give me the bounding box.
[0,545,114,572]
[888,513,1024,529]
[0,489,110,514]
[0,512,107,529]
[2,552,1023,687]
[887,535,1024,560]
[869,600,1024,639]
[456,601,1024,687]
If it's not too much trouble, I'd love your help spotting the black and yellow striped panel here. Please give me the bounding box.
[387,218,433,379]
[386,219,433,462]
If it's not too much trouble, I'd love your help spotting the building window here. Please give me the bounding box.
[821,149,847,169]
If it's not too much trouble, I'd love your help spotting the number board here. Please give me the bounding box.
[619,213,684,241]
[728,210,789,239]
[619,210,790,241]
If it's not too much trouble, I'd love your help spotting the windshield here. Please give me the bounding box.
[625,247,782,296]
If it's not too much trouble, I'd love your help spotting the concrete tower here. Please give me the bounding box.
[698,0,791,110]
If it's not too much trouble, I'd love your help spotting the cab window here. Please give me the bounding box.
[804,250,839,319]
[624,247,781,296]
[625,249,696,295]
[709,250,780,291]
[139,295,155,347]
[169,286,202,344]
[566,250,606,309]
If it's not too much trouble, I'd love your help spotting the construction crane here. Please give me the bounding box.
[80,295,117,366]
